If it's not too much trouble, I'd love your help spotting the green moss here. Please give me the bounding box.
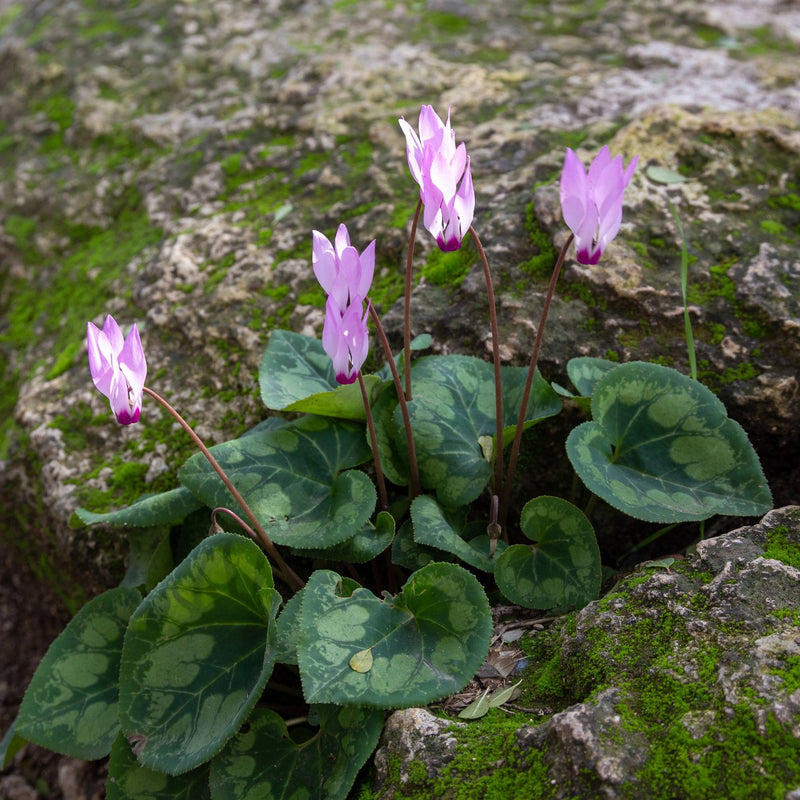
[420,243,474,287]
[760,220,787,236]
[768,193,800,212]
[697,359,759,390]
[743,25,799,56]
[631,705,800,800]
[32,94,76,132]
[763,526,800,568]
[705,322,725,345]
[1,194,162,392]
[524,566,800,799]
[521,202,557,282]
[4,215,38,261]
[394,712,555,800]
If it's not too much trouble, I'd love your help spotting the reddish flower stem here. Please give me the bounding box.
[499,233,573,529]
[469,226,504,512]
[142,386,305,592]
[357,370,389,511]
[368,305,422,498]
[402,199,423,401]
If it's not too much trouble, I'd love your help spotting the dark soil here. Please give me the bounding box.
[0,541,106,800]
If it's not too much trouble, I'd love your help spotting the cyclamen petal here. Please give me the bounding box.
[560,146,638,265]
[399,104,475,251]
[321,296,369,384]
[313,224,375,384]
[87,315,147,424]
[312,226,376,314]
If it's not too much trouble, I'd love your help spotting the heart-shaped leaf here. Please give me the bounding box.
[76,487,202,528]
[259,330,380,419]
[403,356,561,507]
[179,415,375,549]
[119,533,281,775]
[298,564,491,707]
[566,362,773,522]
[209,705,384,800]
[494,496,600,610]
[107,733,210,800]
[410,495,506,572]
[16,586,142,760]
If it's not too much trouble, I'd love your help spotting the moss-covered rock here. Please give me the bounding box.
[372,506,800,800]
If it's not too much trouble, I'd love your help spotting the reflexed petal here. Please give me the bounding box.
[312,230,338,294]
[454,157,475,240]
[587,146,611,187]
[87,321,115,395]
[338,245,361,293]
[334,223,351,256]
[561,146,638,265]
[119,324,147,395]
[399,118,425,187]
[560,148,588,234]
[418,104,445,142]
[357,239,376,299]
[449,142,467,183]
[101,314,125,355]
[400,105,473,249]
[429,150,458,203]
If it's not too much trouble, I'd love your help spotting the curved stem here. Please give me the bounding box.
[469,226,504,511]
[142,386,305,592]
[368,305,422,498]
[403,199,423,401]
[499,233,573,529]
[211,506,259,539]
[358,370,388,510]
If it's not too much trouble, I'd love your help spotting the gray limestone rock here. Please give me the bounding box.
[372,506,800,799]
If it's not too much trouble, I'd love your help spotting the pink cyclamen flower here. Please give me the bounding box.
[399,105,475,252]
[313,224,375,384]
[87,315,147,424]
[312,224,375,313]
[322,295,370,385]
[560,146,638,265]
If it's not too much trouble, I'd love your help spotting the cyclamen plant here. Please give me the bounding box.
[5,105,772,800]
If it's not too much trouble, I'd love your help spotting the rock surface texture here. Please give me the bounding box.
[0,0,799,796]
[373,506,800,799]
[1,0,798,586]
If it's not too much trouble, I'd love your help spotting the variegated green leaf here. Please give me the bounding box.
[259,329,380,419]
[291,511,395,563]
[410,495,506,572]
[76,486,202,528]
[566,356,619,397]
[494,496,600,610]
[107,733,210,800]
[298,564,491,707]
[16,586,142,759]
[119,534,280,775]
[178,415,375,549]
[403,356,561,507]
[209,705,383,800]
[566,362,773,522]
